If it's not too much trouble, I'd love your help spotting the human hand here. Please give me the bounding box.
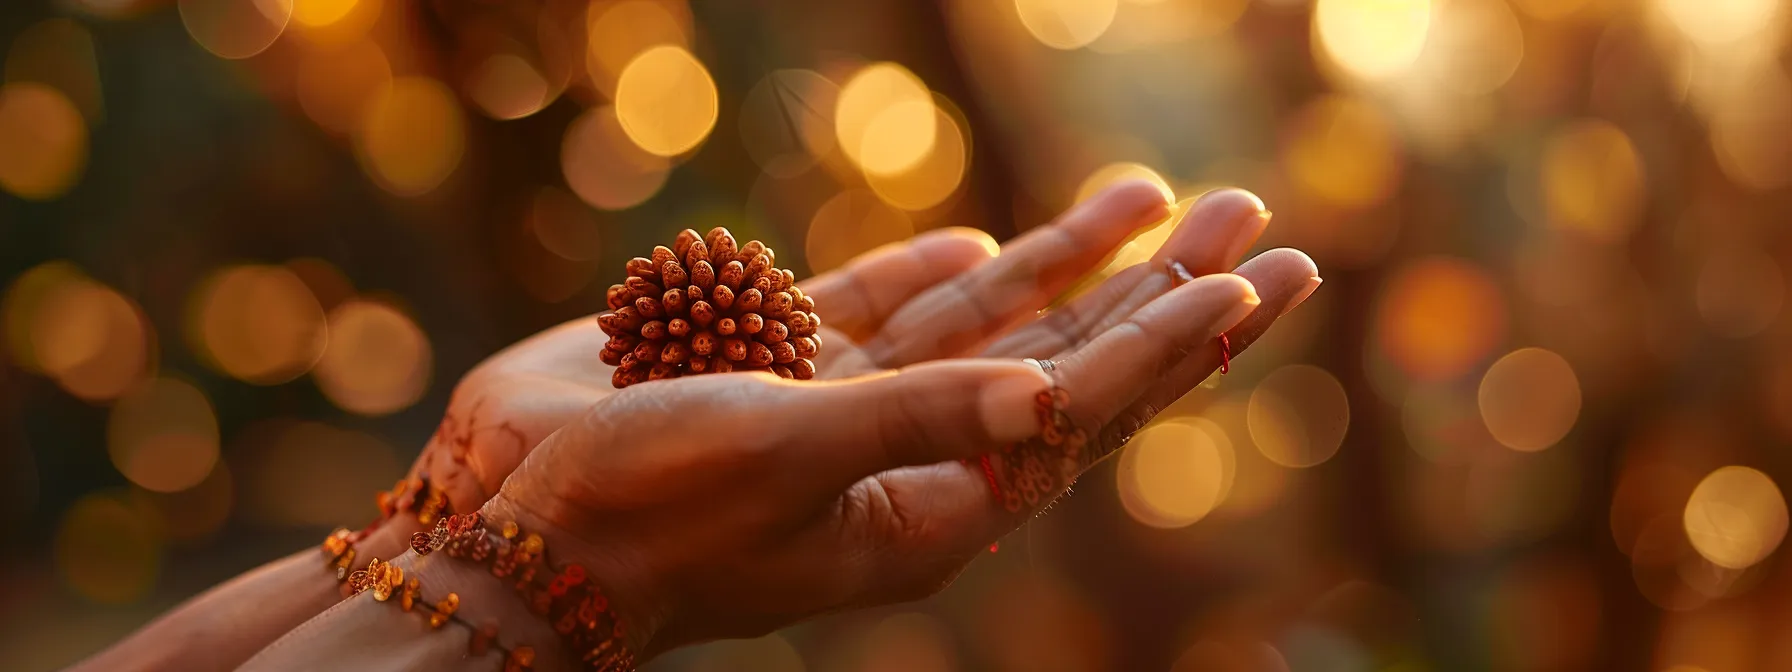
[484,186,1320,661]
[404,180,1197,515]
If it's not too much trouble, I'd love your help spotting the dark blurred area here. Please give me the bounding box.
[5,0,1792,670]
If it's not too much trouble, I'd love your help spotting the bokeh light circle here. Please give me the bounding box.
[739,70,840,179]
[108,377,220,493]
[866,103,969,211]
[1248,365,1351,468]
[561,105,670,210]
[296,40,393,135]
[0,82,88,200]
[354,76,466,197]
[1374,257,1506,383]
[465,53,553,121]
[1116,419,1230,528]
[1314,0,1433,80]
[614,45,718,157]
[54,493,162,604]
[313,299,432,416]
[291,0,356,27]
[30,278,154,401]
[189,264,329,385]
[835,63,937,178]
[1478,348,1581,452]
[1014,0,1119,50]
[1541,119,1645,243]
[1683,466,1788,570]
[178,0,294,60]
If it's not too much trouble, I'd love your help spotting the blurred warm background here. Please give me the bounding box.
[3,0,1790,669]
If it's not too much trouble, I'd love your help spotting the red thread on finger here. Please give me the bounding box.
[1218,333,1232,374]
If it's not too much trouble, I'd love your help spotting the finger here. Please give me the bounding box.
[1052,273,1260,435]
[799,228,999,342]
[983,188,1272,359]
[861,180,1172,367]
[784,359,1053,494]
[873,250,1320,554]
[1092,248,1321,452]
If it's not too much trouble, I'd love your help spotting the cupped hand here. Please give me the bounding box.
[484,185,1321,660]
[407,180,1212,514]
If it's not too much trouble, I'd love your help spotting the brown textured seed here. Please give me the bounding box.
[791,335,817,358]
[745,253,771,280]
[708,228,737,265]
[613,367,646,387]
[634,296,662,319]
[597,313,623,336]
[691,331,717,355]
[723,338,748,361]
[738,240,765,263]
[633,341,663,364]
[765,292,793,318]
[758,320,788,344]
[719,260,745,289]
[673,229,701,257]
[770,340,796,364]
[625,257,657,280]
[661,260,688,287]
[691,260,715,289]
[747,342,774,367]
[684,240,710,268]
[605,334,637,352]
[738,288,763,313]
[651,245,678,269]
[662,288,688,315]
[604,227,819,388]
[690,301,716,328]
[616,306,643,329]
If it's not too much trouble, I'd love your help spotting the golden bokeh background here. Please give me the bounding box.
[6,0,1792,670]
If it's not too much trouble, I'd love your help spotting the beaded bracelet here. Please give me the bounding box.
[411,512,636,672]
[347,557,537,671]
[322,476,451,583]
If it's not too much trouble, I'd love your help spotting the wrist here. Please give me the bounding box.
[477,494,663,665]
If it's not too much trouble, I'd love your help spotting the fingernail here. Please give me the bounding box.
[1216,284,1262,336]
[1220,208,1273,266]
[1282,276,1322,317]
[1167,259,1196,286]
[979,365,1055,443]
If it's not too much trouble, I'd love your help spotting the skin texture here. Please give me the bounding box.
[91,181,1321,671]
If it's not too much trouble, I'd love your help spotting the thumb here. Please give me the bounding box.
[791,359,1052,490]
